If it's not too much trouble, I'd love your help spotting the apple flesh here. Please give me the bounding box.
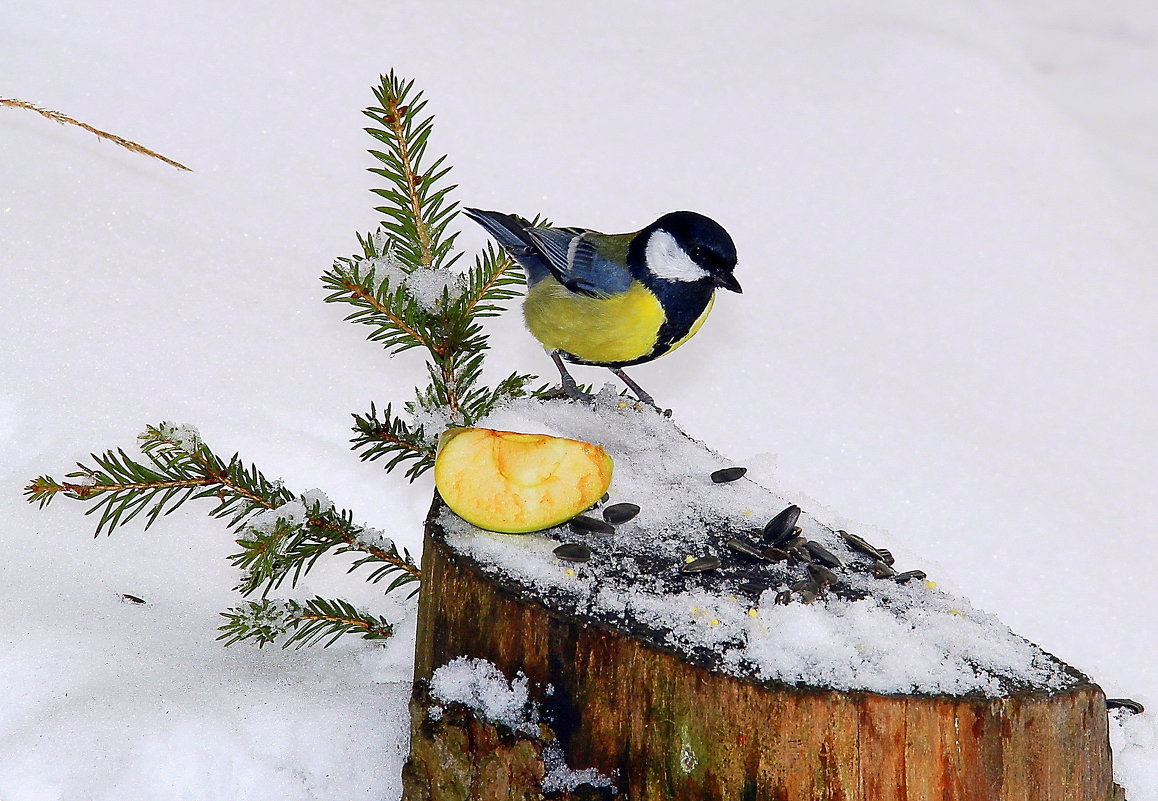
[434,428,614,534]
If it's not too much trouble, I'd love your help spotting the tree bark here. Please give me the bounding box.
[403,498,1123,801]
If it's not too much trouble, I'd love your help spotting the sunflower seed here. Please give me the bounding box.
[682,555,722,573]
[786,543,812,564]
[808,563,840,587]
[602,503,640,525]
[762,547,791,563]
[121,594,147,604]
[569,515,616,536]
[790,580,820,604]
[839,530,883,561]
[783,536,807,551]
[868,561,897,579]
[727,538,767,560]
[1107,698,1145,715]
[554,543,591,562]
[894,570,927,584]
[762,505,801,545]
[774,590,793,605]
[710,467,747,484]
[805,541,843,569]
[876,547,895,566]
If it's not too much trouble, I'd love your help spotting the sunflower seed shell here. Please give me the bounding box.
[569,515,616,536]
[807,563,840,587]
[1107,698,1145,715]
[681,555,722,573]
[710,467,747,484]
[554,543,591,562]
[726,538,767,560]
[762,505,801,545]
[805,541,843,569]
[602,503,640,525]
[762,547,791,563]
[839,530,883,561]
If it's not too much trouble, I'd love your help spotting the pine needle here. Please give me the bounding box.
[0,96,191,172]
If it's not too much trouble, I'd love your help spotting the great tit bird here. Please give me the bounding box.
[464,208,741,408]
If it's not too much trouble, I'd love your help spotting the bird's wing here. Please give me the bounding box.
[463,208,554,285]
[526,227,635,297]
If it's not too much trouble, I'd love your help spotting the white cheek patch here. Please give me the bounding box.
[645,229,710,282]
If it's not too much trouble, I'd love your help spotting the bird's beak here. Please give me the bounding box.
[714,272,742,293]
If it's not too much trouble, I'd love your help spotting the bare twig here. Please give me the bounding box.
[1,96,191,172]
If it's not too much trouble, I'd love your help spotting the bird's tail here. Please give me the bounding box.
[463,208,551,284]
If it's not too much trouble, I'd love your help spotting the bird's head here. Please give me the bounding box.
[637,211,741,293]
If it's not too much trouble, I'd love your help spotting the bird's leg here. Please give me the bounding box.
[551,351,592,401]
[609,367,665,412]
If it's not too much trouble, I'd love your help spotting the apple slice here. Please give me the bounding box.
[434,428,614,534]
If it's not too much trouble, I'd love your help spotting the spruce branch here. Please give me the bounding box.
[350,403,437,480]
[327,77,545,463]
[459,239,531,319]
[24,423,421,597]
[218,597,395,649]
[364,72,460,271]
[1,96,191,171]
[321,256,433,356]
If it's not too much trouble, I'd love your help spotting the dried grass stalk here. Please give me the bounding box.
[1,96,191,171]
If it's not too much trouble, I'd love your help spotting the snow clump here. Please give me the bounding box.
[246,499,308,538]
[148,421,202,452]
[408,403,460,447]
[542,742,617,794]
[403,267,465,312]
[300,488,333,514]
[428,657,538,736]
[356,527,395,553]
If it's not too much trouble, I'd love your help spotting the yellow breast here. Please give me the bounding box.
[523,279,666,364]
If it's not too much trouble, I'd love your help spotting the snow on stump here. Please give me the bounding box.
[402,396,1122,801]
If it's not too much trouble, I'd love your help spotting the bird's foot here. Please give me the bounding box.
[609,368,671,416]
[560,383,595,403]
[550,351,595,403]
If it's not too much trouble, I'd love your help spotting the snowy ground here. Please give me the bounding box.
[2,1,1155,798]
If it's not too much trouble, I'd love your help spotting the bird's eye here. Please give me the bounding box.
[690,246,707,261]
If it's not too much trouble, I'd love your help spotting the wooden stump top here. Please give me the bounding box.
[427,398,1090,701]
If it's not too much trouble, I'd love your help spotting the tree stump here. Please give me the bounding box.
[401,399,1123,801]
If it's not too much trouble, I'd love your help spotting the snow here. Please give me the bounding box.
[300,487,334,514]
[740,587,1059,695]
[1112,710,1158,795]
[402,268,466,312]
[541,742,617,794]
[428,657,538,737]
[1,0,1155,799]
[443,397,1076,696]
[152,421,202,453]
[246,499,308,537]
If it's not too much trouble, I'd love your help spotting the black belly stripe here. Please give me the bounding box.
[649,280,715,360]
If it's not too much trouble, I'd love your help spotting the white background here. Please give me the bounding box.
[2,1,1155,797]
